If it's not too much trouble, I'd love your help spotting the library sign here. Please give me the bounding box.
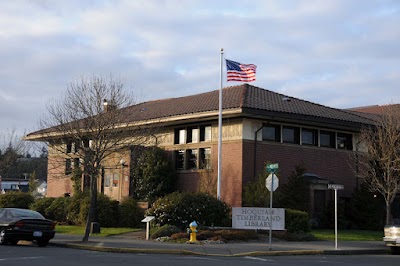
[232,207,285,230]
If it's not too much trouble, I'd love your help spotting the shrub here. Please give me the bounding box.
[66,193,89,225]
[96,194,119,227]
[118,197,144,228]
[130,146,176,202]
[46,197,71,222]
[30,197,56,217]
[170,232,189,241]
[150,224,181,239]
[349,184,385,230]
[277,165,309,212]
[242,172,270,207]
[285,209,310,233]
[0,191,35,209]
[214,229,258,241]
[146,192,231,229]
[65,194,120,227]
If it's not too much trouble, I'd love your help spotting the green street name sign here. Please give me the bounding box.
[266,163,279,173]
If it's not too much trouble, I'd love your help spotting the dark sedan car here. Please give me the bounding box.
[0,208,55,247]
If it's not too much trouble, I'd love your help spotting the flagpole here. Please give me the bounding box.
[217,48,223,200]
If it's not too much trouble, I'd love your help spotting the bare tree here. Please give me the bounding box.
[356,105,400,225]
[197,169,217,196]
[32,75,153,242]
[0,128,28,177]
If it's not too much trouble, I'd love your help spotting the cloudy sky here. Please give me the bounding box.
[0,0,399,138]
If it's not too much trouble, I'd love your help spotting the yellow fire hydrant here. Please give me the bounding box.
[188,221,198,243]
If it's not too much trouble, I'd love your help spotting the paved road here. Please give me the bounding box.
[0,243,399,266]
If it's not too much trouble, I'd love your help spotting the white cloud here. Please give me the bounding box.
[0,0,399,133]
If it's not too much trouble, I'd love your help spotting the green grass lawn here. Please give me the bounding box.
[312,229,383,241]
[56,225,141,237]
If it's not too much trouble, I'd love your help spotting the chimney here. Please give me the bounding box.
[103,99,117,112]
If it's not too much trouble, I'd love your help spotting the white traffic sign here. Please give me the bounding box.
[266,174,279,192]
[328,184,344,190]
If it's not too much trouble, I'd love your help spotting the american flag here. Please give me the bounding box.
[226,59,257,82]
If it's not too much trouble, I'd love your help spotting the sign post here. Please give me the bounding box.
[266,163,279,251]
[328,184,344,250]
[141,216,155,240]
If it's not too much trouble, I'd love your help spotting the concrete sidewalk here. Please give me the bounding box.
[50,233,389,257]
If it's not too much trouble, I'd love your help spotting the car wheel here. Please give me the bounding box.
[389,246,400,255]
[37,240,49,247]
[0,229,8,245]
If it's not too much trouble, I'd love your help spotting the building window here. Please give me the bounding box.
[302,128,318,146]
[187,127,199,143]
[73,158,80,168]
[199,148,211,169]
[66,141,72,153]
[320,130,335,148]
[262,124,281,142]
[112,173,119,187]
[105,174,111,187]
[74,141,80,153]
[174,128,186,144]
[65,159,72,175]
[200,125,212,142]
[175,150,185,169]
[282,126,300,144]
[337,133,353,150]
[187,149,198,169]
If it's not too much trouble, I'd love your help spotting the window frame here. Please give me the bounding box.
[320,130,336,148]
[282,126,300,144]
[301,128,318,146]
[262,124,281,142]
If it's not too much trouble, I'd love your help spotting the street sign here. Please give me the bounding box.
[266,163,279,173]
[328,184,344,190]
[266,173,279,192]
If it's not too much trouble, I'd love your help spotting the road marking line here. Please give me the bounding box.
[244,256,274,262]
[0,256,45,261]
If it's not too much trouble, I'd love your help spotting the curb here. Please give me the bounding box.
[49,242,388,257]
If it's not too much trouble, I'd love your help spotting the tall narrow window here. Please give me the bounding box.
[179,129,186,144]
[74,141,80,153]
[199,148,211,169]
[192,128,199,143]
[262,125,281,142]
[65,159,72,175]
[282,126,300,144]
[187,127,199,143]
[105,174,111,187]
[320,130,335,148]
[73,158,80,168]
[66,141,72,153]
[187,149,198,169]
[112,173,119,187]
[200,125,211,142]
[175,150,185,169]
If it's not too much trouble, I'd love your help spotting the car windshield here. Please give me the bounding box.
[10,209,44,219]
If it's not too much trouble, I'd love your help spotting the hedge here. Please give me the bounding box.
[0,191,34,209]
[285,208,310,233]
[146,192,231,228]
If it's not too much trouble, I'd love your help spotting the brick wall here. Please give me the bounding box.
[47,155,73,197]
[244,141,357,197]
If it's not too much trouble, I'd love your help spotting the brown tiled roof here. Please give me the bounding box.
[118,84,375,125]
[26,84,376,139]
[348,104,400,115]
